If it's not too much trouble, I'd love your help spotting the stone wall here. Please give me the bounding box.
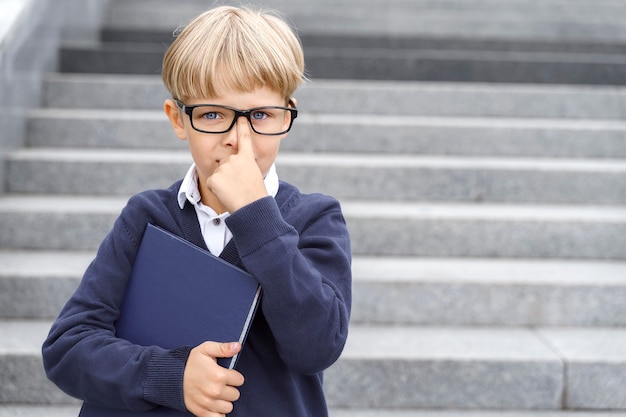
[0,0,110,192]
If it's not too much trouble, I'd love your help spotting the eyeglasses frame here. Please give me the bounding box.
[175,99,298,136]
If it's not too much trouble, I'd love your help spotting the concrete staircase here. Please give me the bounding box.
[2,0,626,416]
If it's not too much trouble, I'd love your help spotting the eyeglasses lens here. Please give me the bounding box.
[191,106,291,135]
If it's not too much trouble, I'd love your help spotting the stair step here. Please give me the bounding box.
[539,327,626,409]
[42,73,626,119]
[0,405,80,417]
[346,201,626,259]
[0,320,75,404]
[330,412,626,417]
[5,320,625,409]
[0,195,624,259]
[352,257,626,326]
[7,148,626,204]
[3,251,625,326]
[6,148,190,196]
[104,0,626,43]
[103,28,626,55]
[0,195,123,251]
[326,325,626,410]
[303,47,626,85]
[0,251,91,319]
[26,108,626,158]
[0,407,623,417]
[58,42,626,85]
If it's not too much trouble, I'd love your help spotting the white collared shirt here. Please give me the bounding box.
[177,163,279,256]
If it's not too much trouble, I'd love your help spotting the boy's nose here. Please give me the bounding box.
[223,115,251,148]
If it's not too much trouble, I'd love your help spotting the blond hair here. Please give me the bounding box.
[162,6,305,102]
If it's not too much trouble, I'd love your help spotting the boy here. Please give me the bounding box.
[42,6,352,417]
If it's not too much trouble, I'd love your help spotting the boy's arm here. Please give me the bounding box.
[42,196,191,412]
[226,194,352,375]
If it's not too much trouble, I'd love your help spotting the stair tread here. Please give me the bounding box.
[1,194,624,220]
[352,257,626,284]
[4,319,625,363]
[63,41,626,63]
[0,320,52,353]
[45,72,626,94]
[9,147,626,171]
[2,251,625,285]
[29,106,626,129]
[343,325,626,362]
[0,250,93,277]
[330,411,626,417]
[42,73,626,118]
[0,405,80,417]
[1,407,623,417]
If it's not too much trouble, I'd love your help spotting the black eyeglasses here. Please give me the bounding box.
[176,100,298,135]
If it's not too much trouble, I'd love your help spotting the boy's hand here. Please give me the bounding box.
[206,120,268,213]
[183,341,244,417]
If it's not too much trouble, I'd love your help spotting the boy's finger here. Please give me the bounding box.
[200,341,241,359]
[235,118,255,156]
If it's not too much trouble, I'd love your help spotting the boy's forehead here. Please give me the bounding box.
[183,85,288,105]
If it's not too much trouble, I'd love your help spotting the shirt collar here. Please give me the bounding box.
[177,163,280,210]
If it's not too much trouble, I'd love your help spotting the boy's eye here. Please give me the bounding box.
[201,111,222,120]
[250,110,270,121]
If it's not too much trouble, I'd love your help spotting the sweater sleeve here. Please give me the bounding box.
[226,194,352,375]
[41,194,191,412]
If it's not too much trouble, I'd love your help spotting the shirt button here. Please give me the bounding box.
[213,218,221,226]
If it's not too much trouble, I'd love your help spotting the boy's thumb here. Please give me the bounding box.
[200,341,241,359]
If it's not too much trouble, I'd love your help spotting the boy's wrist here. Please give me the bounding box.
[143,346,193,412]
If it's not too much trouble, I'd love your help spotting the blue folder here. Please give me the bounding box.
[79,223,262,416]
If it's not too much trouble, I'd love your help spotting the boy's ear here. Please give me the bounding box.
[164,99,188,140]
[290,97,297,107]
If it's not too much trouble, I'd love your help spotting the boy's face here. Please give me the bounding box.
[164,86,291,211]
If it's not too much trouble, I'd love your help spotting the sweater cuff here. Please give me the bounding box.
[226,196,293,257]
[143,346,192,412]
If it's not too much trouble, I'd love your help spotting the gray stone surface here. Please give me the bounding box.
[0,405,81,417]
[26,107,626,158]
[57,0,626,84]
[0,196,121,250]
[0,251,88,318]
[278,154,626,204]
[344,202,626,259]
[0,0,109,193]
[104,0,626,43]
[330,411,626,417]
[4,251,625,325]
[295,81,626,119]
[303,47,626,84]
[0,321,72,404]
[351,258,626,326]
[42,73,168,109]
[539,328,626,409]
[2,407,626,417]
[42,74,626,119]
[7,149,626,204]
[2,196,625,259]
[58,42,626,84]
[7,148,190,196]
[325,326,563,409]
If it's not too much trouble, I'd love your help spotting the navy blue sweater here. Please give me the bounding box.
[42,180,352,417]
